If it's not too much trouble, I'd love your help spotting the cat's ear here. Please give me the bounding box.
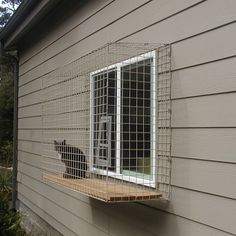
[62,140,66,145]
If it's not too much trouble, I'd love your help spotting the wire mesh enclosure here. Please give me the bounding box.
[42,42,171,202]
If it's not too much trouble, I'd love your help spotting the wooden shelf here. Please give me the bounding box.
[43,174,162,202]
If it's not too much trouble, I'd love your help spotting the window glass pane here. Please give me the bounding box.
[93,70,116,171]
[121,59,152,175]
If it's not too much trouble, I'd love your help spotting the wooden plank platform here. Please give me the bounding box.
[43,174,162,202]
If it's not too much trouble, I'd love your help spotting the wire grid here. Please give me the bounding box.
[41,42,171,202]
[156,45,172,199]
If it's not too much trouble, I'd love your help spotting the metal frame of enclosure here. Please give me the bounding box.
[42,42,172,202]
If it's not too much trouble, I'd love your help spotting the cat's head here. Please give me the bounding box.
[54,140,66,153]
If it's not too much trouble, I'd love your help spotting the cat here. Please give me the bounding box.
[54,140,87,179]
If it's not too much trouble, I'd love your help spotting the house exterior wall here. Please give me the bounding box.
[17,0,236,235]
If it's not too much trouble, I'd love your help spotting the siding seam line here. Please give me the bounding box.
[18,115,41,119]
[137,202,236,236]
[18,167,235,236]
[171,184,236,201]
[19,85,236,106]
[19,0,116,67]
[19,0,153,77]
[18,53,236,96]
[19,19,236,88]
[172,87,236,101]
[18,148,236,165]
[117,0,206,42]
[19,54,236,98]
[171,155,236,165]
[18,160,236,201]
[18,180,109,235]
[19,0,206,80]
[18,193,81,236]
[171,54,236,72]
[18,88,236,109]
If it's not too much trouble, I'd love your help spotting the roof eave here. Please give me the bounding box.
[0,0,61,51]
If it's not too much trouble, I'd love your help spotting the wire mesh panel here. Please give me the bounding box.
[156,45,172,199]
[42,42,171,202]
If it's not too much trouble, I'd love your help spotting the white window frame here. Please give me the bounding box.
[90,51,157,187]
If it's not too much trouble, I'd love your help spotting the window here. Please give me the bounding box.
[90,51,156,187]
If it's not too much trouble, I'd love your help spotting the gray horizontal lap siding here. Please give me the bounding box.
[17,0,236,235]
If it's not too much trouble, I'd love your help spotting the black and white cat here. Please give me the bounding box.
[54,140,87,179]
